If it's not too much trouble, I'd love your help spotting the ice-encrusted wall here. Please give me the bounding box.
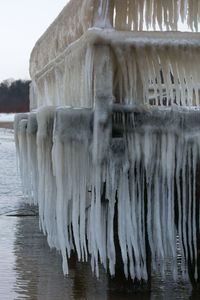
[15,0,200,284]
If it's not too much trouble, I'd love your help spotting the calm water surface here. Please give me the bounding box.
[0,129,198,299]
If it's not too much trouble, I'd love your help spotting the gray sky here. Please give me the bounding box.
[0,0,68,82]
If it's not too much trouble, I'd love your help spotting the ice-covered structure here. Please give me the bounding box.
[15,0,200,283]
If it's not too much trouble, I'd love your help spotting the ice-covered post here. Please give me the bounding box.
[90,44,113,274]
[93,44,113,165]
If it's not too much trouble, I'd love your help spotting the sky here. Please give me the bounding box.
[0,0,68,82]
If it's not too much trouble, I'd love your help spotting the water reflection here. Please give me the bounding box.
[13,212,152,299]
[12,211,193,300]
[14,214,109,300]
[0,216,18,300]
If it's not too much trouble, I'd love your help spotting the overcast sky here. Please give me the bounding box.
[0,0,68,82]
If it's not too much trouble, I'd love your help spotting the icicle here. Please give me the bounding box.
[144,131,156,265]
[36,106,57,249]
[106,160,116,275]
[17,118,29,197]
[192,143,198,280]
[53,107,93,274]
[14,113,29,167]
[110,0,200,31]
[117,169,129,278]
[175,135,186,279]
[27,112,38,205]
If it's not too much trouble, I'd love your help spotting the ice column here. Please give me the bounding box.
[52,107,93,274]
[27,112,38,205]
[36,106,58,248]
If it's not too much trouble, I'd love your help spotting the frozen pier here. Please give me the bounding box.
[15,0,200,286]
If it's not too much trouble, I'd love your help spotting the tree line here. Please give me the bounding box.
[0,79,30,113]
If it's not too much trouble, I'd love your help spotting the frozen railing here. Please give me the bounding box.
[30,28,200,109]
[30,0,200,77]
[29,0,200,109]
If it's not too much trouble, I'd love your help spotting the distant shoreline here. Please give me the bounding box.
[0,113,15,129]
[0,121,13,129]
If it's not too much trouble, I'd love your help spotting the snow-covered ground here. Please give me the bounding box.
[0,113,15,122]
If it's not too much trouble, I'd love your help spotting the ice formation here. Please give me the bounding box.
[30,0,200,78]
[15,106,200,281]
[15,0,200,283]
[29,29,200,109]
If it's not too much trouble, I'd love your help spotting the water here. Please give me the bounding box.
[0,128,198,299]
